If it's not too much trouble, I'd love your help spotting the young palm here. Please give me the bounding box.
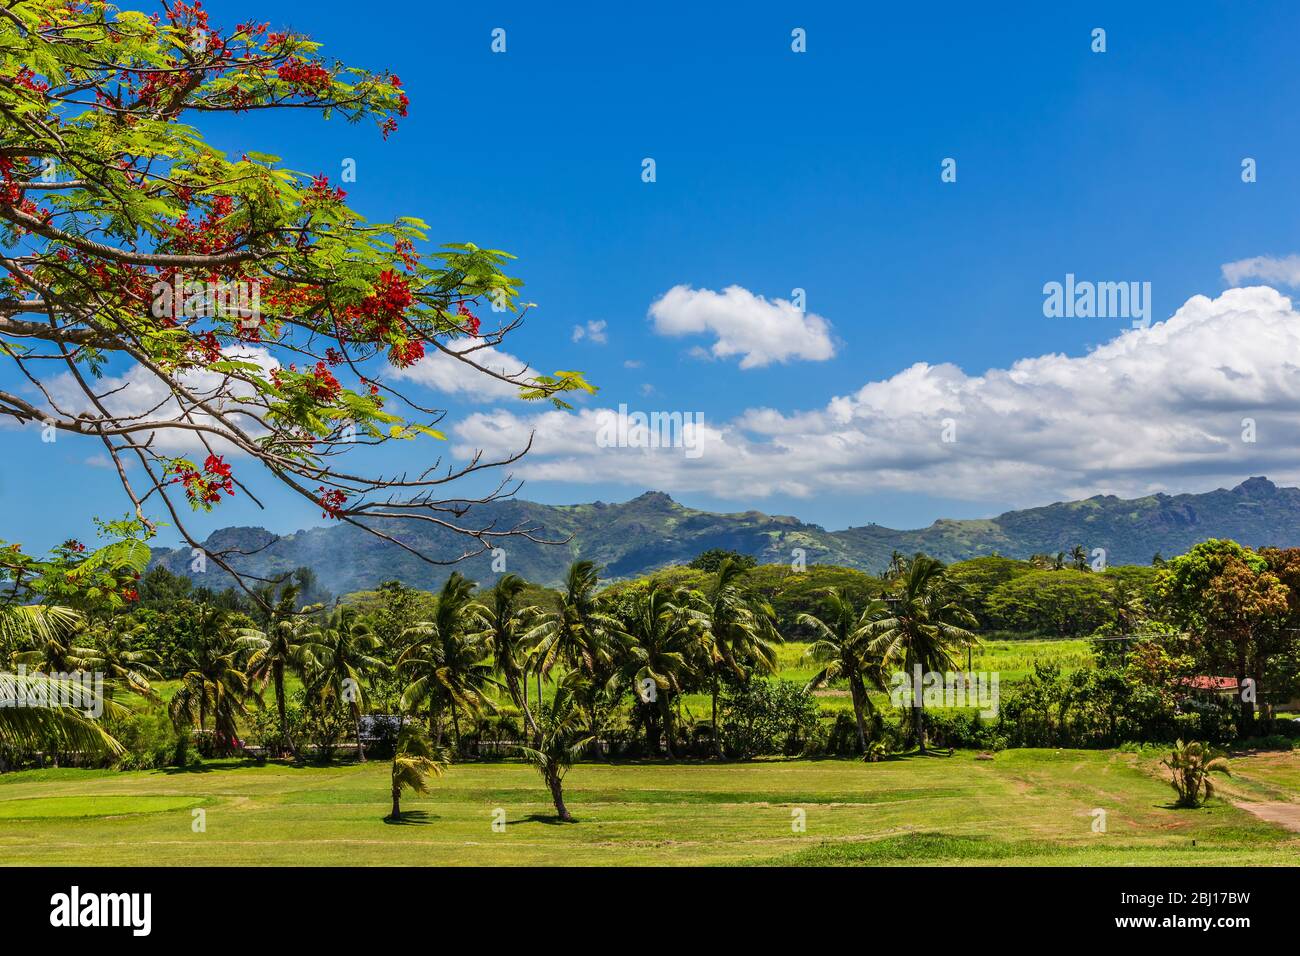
[475,574,544,741]
[398,572,495,753]
[866,556,978,754]
[169,606,251,754]
[799,588,888,754]
[238,585,316,758]
[303,606,386,762]
[387,724,447,820]
[687,558,781,758]
[517,671,594,822]
[619,585,696,758]
[1162,739,1231,808]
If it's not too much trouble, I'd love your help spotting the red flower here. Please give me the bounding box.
[318,487,348,518]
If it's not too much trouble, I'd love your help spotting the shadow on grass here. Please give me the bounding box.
[506,813,578,826]
[160,756,367,775]
[382,810,439,825]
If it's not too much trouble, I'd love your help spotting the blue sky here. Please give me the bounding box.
[10,0,1300,552]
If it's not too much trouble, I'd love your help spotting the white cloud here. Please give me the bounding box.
[454,286,1300,506]
[571,320,608,344]
[45,345,279,456]
[391,345,533,400]
[648,284,835,368]
[1222,255,1300,288]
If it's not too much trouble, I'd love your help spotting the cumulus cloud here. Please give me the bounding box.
[45,345,279,455]
[648,285,835,368]
[454,286,1300,506]
[391,344,533,400]
[571,320,608,344]
[1222,255,1300,288]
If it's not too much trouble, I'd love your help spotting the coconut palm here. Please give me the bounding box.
[398,572,495,753]
[303,606,386,762]
[169,606,251,754]
[532,561,614,680]
[1070,545,1089,571]
[530,561,624,751]
[686,558,780,758]
[387,724,447,820]
[799,588,889,753]
[866,556,978,753]
[78,621,161,698]
[618,585,697,757]
[0,604,125,758]
[0,670,125,758]
[517,671,594,822]
[0,604,83,662]
[10,606,95,673]
[238,584,317,758]
[475,574,545,741]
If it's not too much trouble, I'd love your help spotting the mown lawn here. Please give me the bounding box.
[0,749,1295,866]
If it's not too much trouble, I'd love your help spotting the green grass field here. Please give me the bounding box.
[1,748,1295,866]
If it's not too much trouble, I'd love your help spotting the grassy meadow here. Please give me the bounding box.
[1,748,1295,866]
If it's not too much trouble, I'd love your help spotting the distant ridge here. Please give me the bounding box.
[149,477,1300,592]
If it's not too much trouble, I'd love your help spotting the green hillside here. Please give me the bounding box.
[150,477,1300,592]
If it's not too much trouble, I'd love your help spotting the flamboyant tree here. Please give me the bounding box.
[1157,539,1289,733]
[0,0,591,602]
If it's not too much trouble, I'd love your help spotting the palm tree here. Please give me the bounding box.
[884,550,908,581]
[533,561,613,680]
[866,556,978,754]
[78,621,161,699]
[0,670,125,758]
[1107,578,1145,636]
[799,588,889,753]
[397,572,495,754]
[1070,545,1089,571]
[11,607,95,673]
[0,605,83,663]
[686,558,780,758]
[303,606,385,762]
[387,724,447,820]
[0,604,124,760]
[169,606,251,754]
[239,584,316,758]
[531,561,622,752]
[517,671,594,822]
[619,585,697,758]
[476,574,544,741]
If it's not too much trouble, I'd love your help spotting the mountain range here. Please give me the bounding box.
[149,476,1300,593]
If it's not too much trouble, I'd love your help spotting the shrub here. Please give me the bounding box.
[1162,739,1230,808]
[721,680,820,758]
[109,708,196,770]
